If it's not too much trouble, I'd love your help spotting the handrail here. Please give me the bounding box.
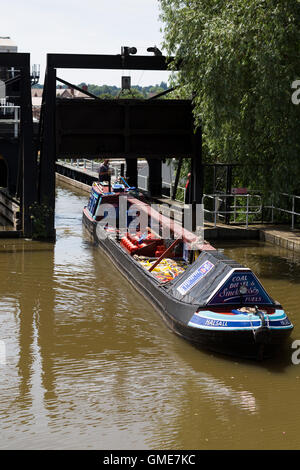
[202,193,262,228]
[264,192,300,229]
[161,179,186,203]
[203,191,300,229]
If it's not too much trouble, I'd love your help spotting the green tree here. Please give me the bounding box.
[159,0,300,193]
[77,83,172,99]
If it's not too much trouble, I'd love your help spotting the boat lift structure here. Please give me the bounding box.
[37,49,203,238]
[0,52,35,236]
[0,49,203,239]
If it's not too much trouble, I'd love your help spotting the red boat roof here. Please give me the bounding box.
[127,196,214,248]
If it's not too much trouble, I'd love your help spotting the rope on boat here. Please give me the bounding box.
[253,306,271,344]
[249,314,256,339]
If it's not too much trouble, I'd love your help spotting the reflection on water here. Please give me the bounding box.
[0,184,300,449]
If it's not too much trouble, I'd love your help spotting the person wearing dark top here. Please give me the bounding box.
[98,159,110,182]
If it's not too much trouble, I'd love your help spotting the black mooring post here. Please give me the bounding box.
[187,159,193,205]
[125,158,137,187]
[192,126,203,204]
[172,157,183,200]
[213,164,217,193]
[191,126,203,231]
[148,158,162,197]
[225,165,232,225]
[39,64,56,239]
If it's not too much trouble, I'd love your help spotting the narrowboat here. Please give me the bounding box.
[83,179,294,360]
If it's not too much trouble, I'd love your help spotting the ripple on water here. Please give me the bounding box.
[1,185,300,449]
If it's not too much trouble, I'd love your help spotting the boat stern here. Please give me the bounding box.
[186,307,293,359]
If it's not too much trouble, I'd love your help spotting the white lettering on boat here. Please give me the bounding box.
[177,261,214,295]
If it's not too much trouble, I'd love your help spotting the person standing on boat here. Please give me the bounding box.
[98,159,111,183]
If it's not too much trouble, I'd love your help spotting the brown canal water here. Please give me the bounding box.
[1,182,300,450]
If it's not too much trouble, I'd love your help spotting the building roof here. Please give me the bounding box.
[31,87,91,99]
[32,88,43,97]
[56,88,91,98]
[0,37,17,53]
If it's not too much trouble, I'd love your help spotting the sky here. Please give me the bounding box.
[1,0,171,87]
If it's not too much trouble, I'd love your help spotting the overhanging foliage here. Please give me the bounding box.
[159,0,300,193]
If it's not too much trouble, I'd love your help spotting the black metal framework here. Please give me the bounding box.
[0,53,36,236]
[38,51,203,237]
[55,98,194,158]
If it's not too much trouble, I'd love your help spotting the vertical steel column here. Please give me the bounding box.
[213,165,217,194]
[39,63,56,239]
[191,126,203,231]
[225,165,232,224]
[20,57,37,237]
[125,158,137,187]
[172,157,183,200]
[147,158,162,197]
[192,126,203,205]
[124,101,137,188]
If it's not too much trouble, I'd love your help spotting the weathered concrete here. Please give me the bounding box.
[204,223,259,241]
[55,172,91,194]
[259,226,300,253]
[55,162,97,187]
[204,223,300,253]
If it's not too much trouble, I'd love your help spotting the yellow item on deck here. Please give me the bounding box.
[136,257,187,283]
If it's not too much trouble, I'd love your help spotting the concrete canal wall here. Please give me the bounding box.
[259,226,300,254]
[55,172,91,194]
[206,224,300,253]
[55,161,97,188]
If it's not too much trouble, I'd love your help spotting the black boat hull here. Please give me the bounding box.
[83,209,292,360]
